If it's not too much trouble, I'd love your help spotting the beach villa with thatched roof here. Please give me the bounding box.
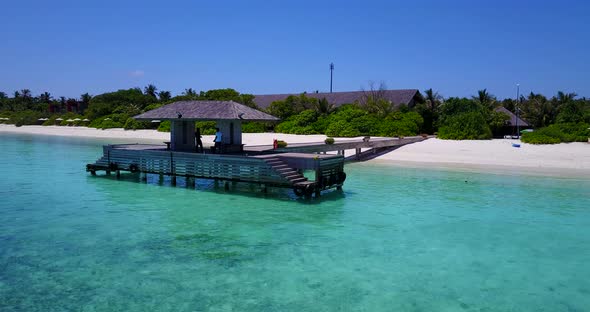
[494,106,531,137]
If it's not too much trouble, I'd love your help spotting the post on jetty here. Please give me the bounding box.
[86,100,348,198]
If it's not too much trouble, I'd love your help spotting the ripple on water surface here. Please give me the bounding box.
[0,133,589,311]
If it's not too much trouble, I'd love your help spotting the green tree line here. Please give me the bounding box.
[1,86,588,144]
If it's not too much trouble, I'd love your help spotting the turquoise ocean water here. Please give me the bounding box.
[1,133,589,311]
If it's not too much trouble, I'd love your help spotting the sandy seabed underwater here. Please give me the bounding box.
[1,133,589,312]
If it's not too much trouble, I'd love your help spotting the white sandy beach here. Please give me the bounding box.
[374,138,590,177]
[2,125,589,177]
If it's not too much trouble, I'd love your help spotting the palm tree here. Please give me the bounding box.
[424,88,442,112]
[419,88,443,134]
[59,96,66,112]
[144,84,158,98]
[0,92,6,99]
[77,93,92,115]
[20,89,32,99]
[314,97,335,115]
[80,93,92,104]
[39,92,52,103]
[473,89,496,110]
[183,88,197,98]
[556,91,577,104]
[159,90,171,102]
[14,91,20,98]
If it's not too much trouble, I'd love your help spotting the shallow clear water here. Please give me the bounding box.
[1,133,589,311]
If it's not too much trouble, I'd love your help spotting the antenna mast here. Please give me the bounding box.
[329,63,334,93]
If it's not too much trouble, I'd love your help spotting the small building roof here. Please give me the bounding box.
[253,89,422,109]
[134,100,280,122]
[495,106,530,127]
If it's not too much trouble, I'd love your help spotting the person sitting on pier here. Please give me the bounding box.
[213,127,223,153]
[195,128,203,153]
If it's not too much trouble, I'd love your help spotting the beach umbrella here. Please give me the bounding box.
[74,118,81,121]
[104,118,111,121]
[56,118,63,121]
[66,119,74,122]
[83,118,90,122]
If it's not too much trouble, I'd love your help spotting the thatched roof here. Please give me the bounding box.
[134,100,280,122]
[495,106,530,127]
[253,89,422,109]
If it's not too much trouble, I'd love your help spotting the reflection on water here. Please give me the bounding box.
[1,133,590,311]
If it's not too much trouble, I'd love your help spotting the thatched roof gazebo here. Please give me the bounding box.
[495,106,530,128]
[134,100,279,152]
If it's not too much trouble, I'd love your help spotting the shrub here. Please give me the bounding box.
[242,122,266,133]
[123,118,152,130]
[521,133,561,144]
[98,119,124,129]
[276,140,288,148]
[324,137,335,144]
[11,110,43,127]
[195,121,216,135]
[157,120,171,132]
[274,109,319,134]
[349,114,380,135]
[88,113,129,129]
[325,120,361,137]
[438,111,492,140]
[379,118,420,137]
[274,120,297,133]
[521,122,590,144]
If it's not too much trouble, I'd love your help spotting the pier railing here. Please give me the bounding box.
[96,145,288,186]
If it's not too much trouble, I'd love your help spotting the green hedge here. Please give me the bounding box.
[123,118,152,130]
[438,111,492,140]
[242,122,266,133]
[12,110,43,127]
[273,106,423,137]
[157,120,171,132]
[521,123,590,144]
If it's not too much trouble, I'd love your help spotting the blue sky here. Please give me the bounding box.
[1,0,589,99]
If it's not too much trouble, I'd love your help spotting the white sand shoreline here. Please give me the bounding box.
[2,125,589,178]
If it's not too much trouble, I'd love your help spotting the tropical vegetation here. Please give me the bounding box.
[0,85,588,144]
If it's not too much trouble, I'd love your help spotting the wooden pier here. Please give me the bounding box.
[245,136,428,160]
[86,144,345,197]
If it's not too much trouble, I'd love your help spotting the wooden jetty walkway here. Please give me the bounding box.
[86,136,426,197]
[246,136,428,160]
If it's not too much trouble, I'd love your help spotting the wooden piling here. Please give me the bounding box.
[186,177,195,188]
